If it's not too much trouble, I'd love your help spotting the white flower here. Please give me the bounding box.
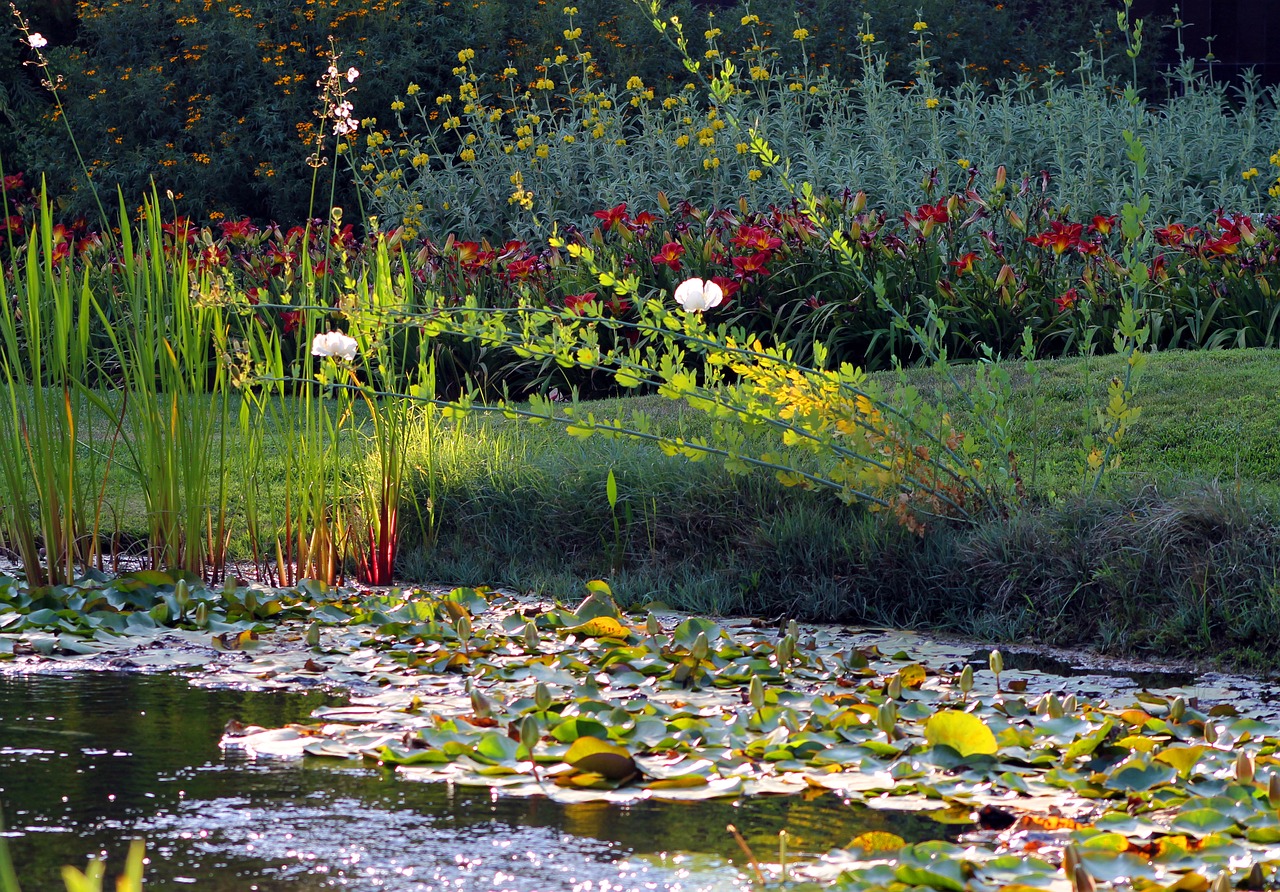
[327,65,340,79]
[346,67,360,82]
[673,277,724,313]
[28,33,47,49]
[311,331,358,361]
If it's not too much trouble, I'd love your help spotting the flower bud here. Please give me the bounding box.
[471,686,493,720]
[1269,772,1280,806]
[787,619,799,640]
[958,664,973,694]
[876,700,898,736]
[1210,871,1232,892]
[1170,696,1186,723]
[1063,694,1078,714]
[1074,865,1097,892]
[691,631,709,661]
[1047,693,1064,719]
[989,649,1004,676]
[456,614,471,643]
[887,674,902,700]
[305,622,321,648]
[1205,722,1219,744]
[523,619,540,651]
[749,675,765,711]
[195,602,209,628]
[1236,750,1256,784]
[535,682,552,712]
[646,612,661,637]
[520,714,540,751]
[175,579,190,609]
[994,165,1007,191]
[1063,844,1080,877]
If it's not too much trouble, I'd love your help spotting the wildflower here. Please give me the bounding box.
[1054,288,1080,312]
[747,169,763,181]
[950,252,979,275]
[346,67,359,82]
[459,148,476,163]
[741,14,759,26]
[27,33,47,49]
[793,28,810,41]
[674,277,724,313]
[592,202,629,230]
[861,33,875,43]
[1243,167,1260,181]
[913,21,928,31]
[652,242,685,271]
[564,292,596,314]
[925,97,940,109]
[311,331,358,360]
[956,158,970,169]
[1088,215,1116,236]
[406,83,420,95]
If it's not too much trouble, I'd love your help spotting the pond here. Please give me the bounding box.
[0,671,955,890]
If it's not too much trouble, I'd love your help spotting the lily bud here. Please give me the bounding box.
[1063,844,1080,877]
[777,635,794,668]
[994,165,1007,191]
[520,714,540,751]
[195,602,209,628]
[1247,864,1264,890]
[1063,694,1078,714]
[174,579,190,609]
[787,619,799,640]
[958,664,974,694]
[876,700,898,736]
[691,631,710,661]
[1047,693,1064,719]
[1074,865,1097,892]
[887,674,902,700]
[471,686,493,720]
[1205,722,1219,744]
[224,574,239,592]
[1236,750,1256,784]
[1210,871,1232,892]
[749,675,765,711]
[851,190,867,213]
[1170,696,1186,723]
[535,682,552,712]
[1005,209,1025,232]
[305,622,321,648]
[1269,772,1280,805]
[989,649,1004,676]
[523,619,540,651]
[456,614,471,643]
[646,612,661,637]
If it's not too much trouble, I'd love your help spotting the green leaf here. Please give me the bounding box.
[564,736,638,781]
[924,711,998,758]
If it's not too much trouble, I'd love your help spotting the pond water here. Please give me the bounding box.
[0,672,956,890]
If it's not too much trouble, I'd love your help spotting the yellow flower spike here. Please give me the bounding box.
[792,28,809,40]
[1243,167,1259,180]
[925,97,940,109]
[913,21,927,31]
[861,32,875,43]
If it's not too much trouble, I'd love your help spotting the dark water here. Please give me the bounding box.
[0,672,952,891]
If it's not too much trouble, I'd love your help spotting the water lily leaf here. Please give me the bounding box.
[1106,758,1176,792]
[644,774,709,790]
[566,616,630,640]
[1172,808,1239,835]
[647,776,743,801]
[925,711,998,758]
[898,664,927,689]
[120,569,174,587]
[672,617,722,648]
[473,732,521,765]
[551,716,609,743]
[564,736,637,781]
[848,831,905,856]
[895,857,966,892]
[1155,744,1207,777]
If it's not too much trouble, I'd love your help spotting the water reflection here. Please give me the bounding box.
[0,672,951,890]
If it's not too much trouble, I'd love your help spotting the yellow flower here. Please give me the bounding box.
[563,27,581,40]
[503,67,518,78]
[406,83,420,95]
[459,148,476,163]
[913,21,927,31]
[741,14,759,26]
[704,28,721,40]
[1243,167,1259,180]
[861,32,875,43]
[562,134,575,143]
[703,156,720,169]
[554,53,568,65]
[675,133,690,148]
[626,75,644,90]
[1270,150,1280,167]
[747,169,762,181]
[391,100,405,111]
[562,5,578,14]
[793,28,809,41]
[411,153,430,168]
[925,97,940,109]
[957,158,970,169]
[535,144,550,158]
[736,142,748,154]
[457,48,475,63]
[750,66,769,81]
[1270,184,1280,199]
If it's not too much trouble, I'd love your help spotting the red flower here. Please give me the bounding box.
[625,210,657,234]
[592,202,629,231]
[220,218,258,241]
[564,292,597,314]
[1204,232,1240,255]
[651,241,685,271]
[3,215,23,237]
[279,310,301,334]
[1027,221,1083,255]
[731,225,783,252]
[731,251,770,280]
[162,216,197,243]
[1054,288,1080,312]
[709,275,739,301]
[454,240,496,271]
[950,252,979,275]
[503,256,539,280]
[2,173,24,193]
[1154,223,1198,246]
[1089,215,1116,236]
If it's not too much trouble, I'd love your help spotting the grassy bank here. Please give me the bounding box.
[387,347,1280,667]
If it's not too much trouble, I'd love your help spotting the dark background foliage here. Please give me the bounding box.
[4,0,1161,225]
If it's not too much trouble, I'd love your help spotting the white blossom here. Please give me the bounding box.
[673,277,725,313]
[346,67,360,83]
[28,33,47,49]
[310,331,358,361]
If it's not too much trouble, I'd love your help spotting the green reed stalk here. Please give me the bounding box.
[98,192,232,577]
[0,190,108,584]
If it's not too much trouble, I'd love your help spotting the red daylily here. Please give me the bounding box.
[1054,288,1080,312]
[592,202,629,231]
[162,217,197,243]
[1089,215,1116,236]
[3,215,23,237]
[1204,232,1240,255]
[625,210,657,234]
[220,218,258,241]
[1154,223,1198,246]
[1027,221,1083,255]
[651,242,685,271]
[731,251,770,280]
[564,292,597,314]
[709,275,739,301]
[731,225,783,253]
[279,310,301,335]
[950,252,979,275]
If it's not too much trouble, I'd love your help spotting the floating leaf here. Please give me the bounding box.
[564,736,638,782]
[924,711,998,758]
[848,831,905,856]
[566,616,630,640]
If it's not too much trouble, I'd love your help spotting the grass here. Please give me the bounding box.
[27,345,1280,667]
